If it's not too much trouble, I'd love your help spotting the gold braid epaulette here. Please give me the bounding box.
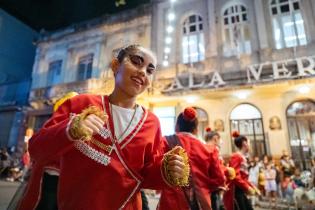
[69,106,107,141]
[163,146,190,187]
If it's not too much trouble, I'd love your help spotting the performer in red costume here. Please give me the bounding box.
[204,127,235,210]
[223,131,260,210]
[18,44,189,210]
[158,107,225,210]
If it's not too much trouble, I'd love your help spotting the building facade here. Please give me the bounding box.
[0,9,38,153]
[28,0,315,169]
[28,5,152,130]
[150,0,315,169]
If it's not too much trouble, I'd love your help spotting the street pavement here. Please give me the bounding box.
[0,180,20,210]
[0,180,277,210]
[147,195,266,210]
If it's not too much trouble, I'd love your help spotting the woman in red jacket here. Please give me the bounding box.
[223,131,259,210]
[18,45,188,210]
[158,107,225,210]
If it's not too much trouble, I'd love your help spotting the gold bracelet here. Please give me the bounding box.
[162,146,190,187]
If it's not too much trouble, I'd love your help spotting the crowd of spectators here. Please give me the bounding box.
[0,144,30,182]
[247,150,315,209]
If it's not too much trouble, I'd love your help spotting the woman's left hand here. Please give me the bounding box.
[163,146,190,186]
[166,147,185,179]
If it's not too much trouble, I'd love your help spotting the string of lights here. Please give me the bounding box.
[162,0,177,67]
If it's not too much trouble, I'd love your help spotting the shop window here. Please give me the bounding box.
[270,0,307,49]
[230,104,267,158]
[287,100,315,169]
[77,54,93,81]
[47,60,62,86]
[222,4,251,57]
[182,14,205,64]
[153,107,176,136]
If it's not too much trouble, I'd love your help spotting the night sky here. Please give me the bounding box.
[1,0,150,31]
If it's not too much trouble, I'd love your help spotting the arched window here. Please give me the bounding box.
[230,104,267,157]
[286,99,315,169]
[193,107,208,141]
[182,14,205,64]
[222,4,251,57]
[270,0,307,49]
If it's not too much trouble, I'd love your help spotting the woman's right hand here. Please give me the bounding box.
[69,106,108,141]
[80,114,108,135]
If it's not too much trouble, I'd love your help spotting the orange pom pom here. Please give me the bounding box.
[205,127,211,132]
[232,131,240,138]
[183,107,197,121]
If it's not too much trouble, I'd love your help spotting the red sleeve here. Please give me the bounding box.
[140,115,170,189]
[28,98,75,164]
[208,147,226,191]
[229,154,252,192]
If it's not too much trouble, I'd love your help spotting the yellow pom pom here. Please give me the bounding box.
[53,92,78,112]
[163,146,190,187]
[68,106,107,141]
[226,167,236,180]
[247,187,256,195]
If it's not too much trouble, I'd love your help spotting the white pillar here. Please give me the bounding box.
[302,0,315,43]
[207,0,217,56]
[254,0,269,49]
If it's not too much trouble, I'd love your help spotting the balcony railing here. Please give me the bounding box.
[29,78,112,103]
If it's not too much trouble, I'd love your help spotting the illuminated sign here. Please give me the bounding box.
[163,55,315,93]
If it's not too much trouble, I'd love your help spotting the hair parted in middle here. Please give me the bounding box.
[116,44,141,63]
[176,107,198,133]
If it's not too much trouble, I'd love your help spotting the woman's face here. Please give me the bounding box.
[212,134,221,146]
[112,47,157,97]
[241,139,249,153]
[263,156,268,164]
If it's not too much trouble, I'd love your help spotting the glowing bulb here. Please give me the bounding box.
[234,91,250,99]
[165,37,172,44]
[168,13,175,21]
[163,60,169,67]
[166,26,174,33]
[298,86,310,94]
[164,47,171,54]
[185,96,197,104]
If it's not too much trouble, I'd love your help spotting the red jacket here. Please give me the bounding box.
[223,152,253,210]
[18,94,169,210]
[158,133,225,210]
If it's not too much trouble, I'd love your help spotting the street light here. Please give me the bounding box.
[298,85,310,94]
